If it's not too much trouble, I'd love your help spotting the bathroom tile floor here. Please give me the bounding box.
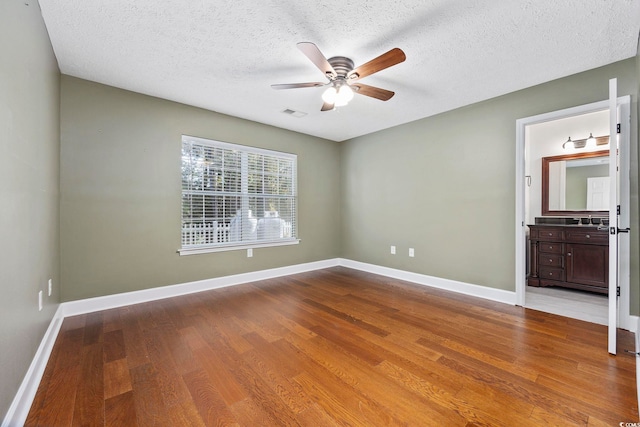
[525,286,608,325]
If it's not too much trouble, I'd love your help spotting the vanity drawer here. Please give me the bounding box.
[538,242,564,254]
[532,227,564,240]
[539,267,565,281]
[565,229,608,245]
[539,254,563,267]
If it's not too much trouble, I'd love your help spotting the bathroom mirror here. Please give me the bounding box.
[541,150,610,216]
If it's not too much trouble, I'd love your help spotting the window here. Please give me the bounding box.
[180,135,298,255]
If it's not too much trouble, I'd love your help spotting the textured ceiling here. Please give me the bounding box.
[38,0,640,142]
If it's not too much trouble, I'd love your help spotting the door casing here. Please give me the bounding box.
[515,97,632,331]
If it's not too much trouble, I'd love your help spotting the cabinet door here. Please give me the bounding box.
[566,243,608,288]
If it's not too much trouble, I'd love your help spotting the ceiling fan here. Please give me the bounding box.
[271,42,406,111]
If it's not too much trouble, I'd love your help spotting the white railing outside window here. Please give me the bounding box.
[179,135,298,255]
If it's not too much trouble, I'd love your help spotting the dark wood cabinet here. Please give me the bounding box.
[528,225,608,294]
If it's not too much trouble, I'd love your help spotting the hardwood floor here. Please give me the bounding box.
[26,267,638,426]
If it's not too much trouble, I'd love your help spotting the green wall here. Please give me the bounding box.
[340,58,639,315]
[60,76,341,301]
[60,58,640,315]
[0,1,60,420]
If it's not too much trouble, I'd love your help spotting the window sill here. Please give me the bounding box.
[178,239,300,256]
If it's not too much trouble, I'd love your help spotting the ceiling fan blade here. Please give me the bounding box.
[321,102,335,111]
[297,42,337,78]
[348,48,406,81]
[352,83,395,101]
[271,82,326,90]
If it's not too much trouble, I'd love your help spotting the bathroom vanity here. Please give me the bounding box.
[527,148,611,295]
[528,222,608,294]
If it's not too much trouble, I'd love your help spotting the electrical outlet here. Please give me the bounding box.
[48,279,52,296]
[390,245,396,255]
[38,290,43,311]
[247,248,253,258]
[409,248,415,257]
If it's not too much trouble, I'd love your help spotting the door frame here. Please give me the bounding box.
[515,97,632,330]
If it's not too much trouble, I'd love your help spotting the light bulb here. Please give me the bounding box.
[334,85,354,107]
[322,87,337,104]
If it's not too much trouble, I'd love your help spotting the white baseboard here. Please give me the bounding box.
[58,258,518,319]
[337,258,517,305]
[2,305,65,427]
[62,258,340,317]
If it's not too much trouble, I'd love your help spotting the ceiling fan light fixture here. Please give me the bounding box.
[322,83,354,107]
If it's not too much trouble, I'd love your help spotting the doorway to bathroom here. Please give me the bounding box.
[524,109,610,324]
[514,91,631,353]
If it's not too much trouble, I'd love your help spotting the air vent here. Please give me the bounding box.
[282,109,307,118]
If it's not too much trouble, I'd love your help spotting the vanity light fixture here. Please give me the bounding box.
[562,133,609,150]
[562,136,586,149]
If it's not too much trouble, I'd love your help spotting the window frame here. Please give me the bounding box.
[179,135,299,256]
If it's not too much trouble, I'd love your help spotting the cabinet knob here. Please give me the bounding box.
[548,233,553,236]
[567,252,572,256]
[549,259,553,263]
[586,234,590,238]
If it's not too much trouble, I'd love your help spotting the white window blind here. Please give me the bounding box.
[180,135,298,254]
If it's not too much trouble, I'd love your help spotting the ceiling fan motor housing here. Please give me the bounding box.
[327,56,355,79]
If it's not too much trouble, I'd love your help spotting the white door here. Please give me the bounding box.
[607,79,631,355]
[607,79,618,355]
[586,177,609,210]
